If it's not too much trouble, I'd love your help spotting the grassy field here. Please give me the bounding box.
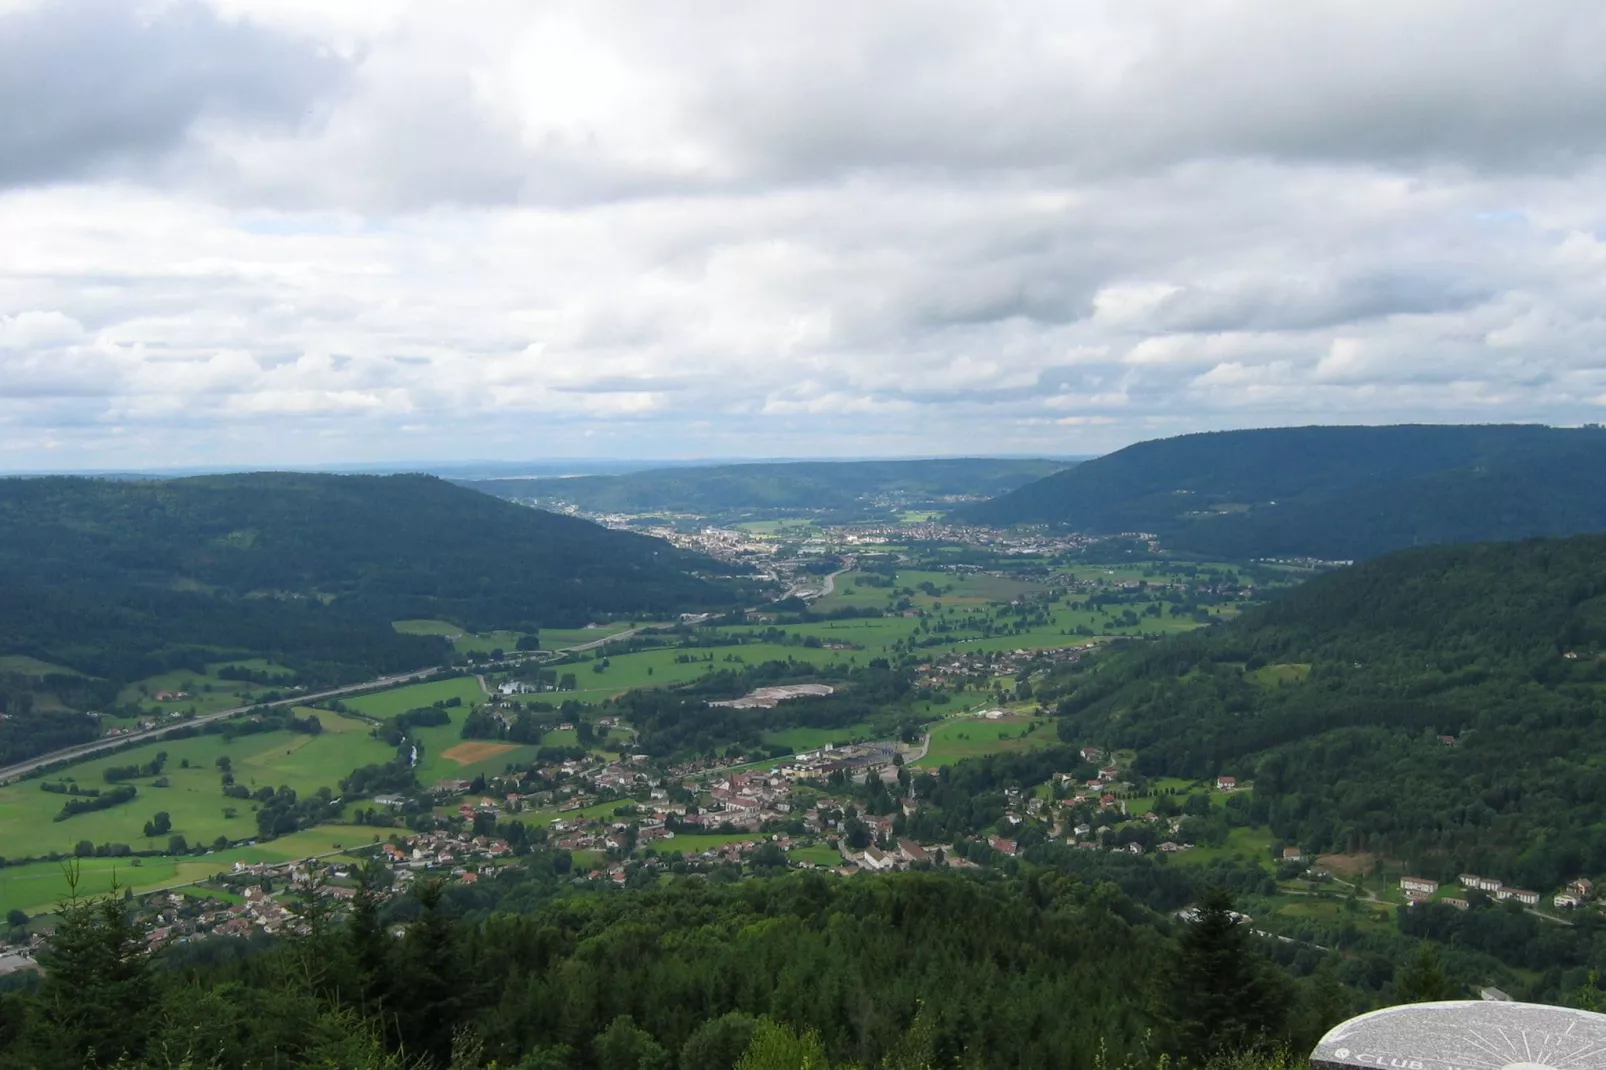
[343,676,487,719]
[1248,663,1312,688]
[660,831,765,855]
[1125,777,1215,814]
[0,655,86,677]
[0,824,375,918]
[914,715,1054,768]
[788,845,843,867]
[0,715,395,862]
[1271,895,1392,924]
[392,620,528,656]
[114,659,300,717]
[548,642,861,705]
[540,623,641,649]
[1169,826,1274,868]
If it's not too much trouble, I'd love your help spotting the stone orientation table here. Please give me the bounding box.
[1313,1001,1606,1070]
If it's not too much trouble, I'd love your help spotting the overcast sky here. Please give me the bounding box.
[3,0,1605,469]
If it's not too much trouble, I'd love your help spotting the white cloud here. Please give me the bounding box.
[2,1,1606,468]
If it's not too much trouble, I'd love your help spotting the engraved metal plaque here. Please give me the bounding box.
[1313,1002,1606,1070]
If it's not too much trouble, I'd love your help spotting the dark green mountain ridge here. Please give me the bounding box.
[957,424,1606,559]
[0,473,744,761]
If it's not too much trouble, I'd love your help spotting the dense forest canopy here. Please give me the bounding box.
[1047,531,1606,889]
[0,862,1348,1070]
[469,457,1072,520]
[956,424,1606,559]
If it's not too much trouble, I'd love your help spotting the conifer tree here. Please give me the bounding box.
[27,866,154,1069]
[1170,887,1290,1062]
[1394,943,1455,1003]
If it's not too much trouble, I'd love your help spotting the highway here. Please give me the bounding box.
[0,622,673,786]
[0,666,445,785]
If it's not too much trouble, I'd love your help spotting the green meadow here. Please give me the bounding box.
[0,713,395,862]
[0,824,376,918]
[343,676,488,719]
[550,642,861,705]
[1248,663,1313,688]
[788,844,843,867]
[540,623,641,649]
[1167,825,1274,867]
[115,658,299,718]
[0,655,86,677]
[392,619,528,656]
[660,831,766,855]
[914,715,1055,769]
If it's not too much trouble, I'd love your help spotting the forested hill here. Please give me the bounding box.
[955,424,1606,559]
[0,474,744,713]
[1048,532,1606,889]
[469,457,1071,519]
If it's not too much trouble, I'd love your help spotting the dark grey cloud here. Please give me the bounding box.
[0,0,348,187]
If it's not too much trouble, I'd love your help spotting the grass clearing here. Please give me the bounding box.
[0,824,373,918]
[441,741,518,766]
[1248,663,1312,688]
[0,655,87,677]
[1169,826,1274,868]
[660,831,765,855]
[1273,896,1391,923]
[343,676,487,720]
[116,659,298,717]
[789,845,843,867]
[540,624,640,649]
[0,722,396,862]
[914,715,1054,769]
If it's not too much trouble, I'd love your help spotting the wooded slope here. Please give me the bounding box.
[958,424,1606,559]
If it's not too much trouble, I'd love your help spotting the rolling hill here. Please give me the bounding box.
[955,424,1606,559]
[1047,531,1606,887]
[0,473,748,761]
[470,457,1073,520]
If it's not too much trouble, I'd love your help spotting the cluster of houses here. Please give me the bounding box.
[1397,873,1596,911]
[913,645,1091,692]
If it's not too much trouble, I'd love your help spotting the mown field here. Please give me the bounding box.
[788,844,843,867]
[658,831,766,855]
[914,715,1055,769]
[0,655,85,677]
[393,619,526,656]
[1167,825,1275,867]
[343,676,488,720]
[0,825,375,918]
[114,658,299,718]
[0,713,394,862]
[551,642,861,705]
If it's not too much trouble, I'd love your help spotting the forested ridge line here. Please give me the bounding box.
[0,472,755,767]
[1043,530,1606,890]
[958,424,1606,560]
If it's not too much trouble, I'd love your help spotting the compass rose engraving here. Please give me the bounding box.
[1313,1002,1606,1070]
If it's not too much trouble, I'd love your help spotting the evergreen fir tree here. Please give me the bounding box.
[1394,943,1455,1003]
[1170,887,1290,1062]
